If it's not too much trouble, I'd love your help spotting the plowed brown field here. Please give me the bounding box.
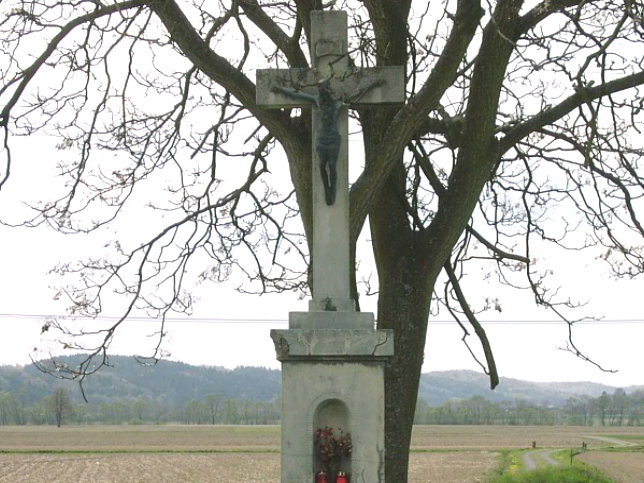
[0,452,497,483]
[577,451,644,483]
[0,425,642,482]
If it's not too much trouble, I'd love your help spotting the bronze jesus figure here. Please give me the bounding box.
[273,78,385,205]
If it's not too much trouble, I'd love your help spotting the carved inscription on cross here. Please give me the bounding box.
[257,11,403,312]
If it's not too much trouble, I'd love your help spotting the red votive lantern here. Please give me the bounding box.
[336,471,348,483]
[315,471,329,483]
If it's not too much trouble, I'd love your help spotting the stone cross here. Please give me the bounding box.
[257,11,404,312]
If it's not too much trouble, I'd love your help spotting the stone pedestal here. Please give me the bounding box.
[271,311,393,483]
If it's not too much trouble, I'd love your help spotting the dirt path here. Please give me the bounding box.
[521,449,560,471]
[522,433,637,472]
[584,435,636,448]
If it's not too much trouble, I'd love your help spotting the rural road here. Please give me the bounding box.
[522,435,636,472]
[585,435,635,448]
[521,449,560,471]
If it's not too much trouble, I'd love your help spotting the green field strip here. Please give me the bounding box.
[603,434,644,442]
[0,448,280,455]
[598,444,644,452]
[409,447,494,453]
[486,448,615,483]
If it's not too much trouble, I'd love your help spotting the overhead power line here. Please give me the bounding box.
[0,313,287,324]
[0,313,643,325]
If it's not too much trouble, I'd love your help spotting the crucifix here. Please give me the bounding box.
[260,12,400,480]
[257,11,404,312]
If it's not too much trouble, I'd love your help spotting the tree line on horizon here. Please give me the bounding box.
[1,386,643,428]
[0,388,281,427]
[1,356,643,427]
[415,389,644,427]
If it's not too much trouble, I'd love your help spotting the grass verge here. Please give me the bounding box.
[485,450,520,480]
[487,464,613,483]
[486,449,613,483]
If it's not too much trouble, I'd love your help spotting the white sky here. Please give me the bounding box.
[1,7,643,390]
[1,133,643,391]
[1,210,643,389]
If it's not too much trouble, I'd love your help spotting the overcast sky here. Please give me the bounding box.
[1,15,643,390]
[1,210,643,388]
[1,134,644,389]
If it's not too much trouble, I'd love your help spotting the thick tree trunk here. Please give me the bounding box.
[379,262,437,482]
[358,5,523,479]
[367,159,444,482]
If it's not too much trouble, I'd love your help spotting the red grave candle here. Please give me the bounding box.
[336,471,348,483]
[315,471,329,483]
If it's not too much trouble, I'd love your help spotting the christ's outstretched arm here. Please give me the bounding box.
[344,78,386,104]
[271,86,318,105]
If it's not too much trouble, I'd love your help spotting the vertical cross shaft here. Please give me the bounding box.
[256,11,404,313]
[310,11,352,311]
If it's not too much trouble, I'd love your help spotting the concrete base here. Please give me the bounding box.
[270,310,393,483]
[280,361,387,482]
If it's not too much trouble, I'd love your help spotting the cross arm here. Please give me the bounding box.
[273,85,318,105]
[256,66,405,108]
[256,69,317,108]
[342,66,405,105]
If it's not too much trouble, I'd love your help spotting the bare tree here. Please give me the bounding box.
[203,394,221,425]
[46,387,73,427]
[1,0,644,479]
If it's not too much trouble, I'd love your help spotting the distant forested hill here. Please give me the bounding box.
[0,355,640,407]
[417,370,625,407]
[1,355,281,404]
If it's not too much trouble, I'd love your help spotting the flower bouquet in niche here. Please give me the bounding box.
[314,426,352,481]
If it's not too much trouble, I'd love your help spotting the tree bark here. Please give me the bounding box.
[378,254,438,482]
[364,4,525,479]
[365,142,441,481]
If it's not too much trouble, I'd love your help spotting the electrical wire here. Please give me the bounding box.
[0,313,642,325]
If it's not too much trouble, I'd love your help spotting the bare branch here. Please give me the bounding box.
[350,0,483,242]
[443,260,499,389]
[0,0,147,128]
[240,0,308,68]
[500,70,644,153]
[149,0,295,146]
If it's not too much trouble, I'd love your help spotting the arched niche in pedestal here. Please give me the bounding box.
[313,398,352,478]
